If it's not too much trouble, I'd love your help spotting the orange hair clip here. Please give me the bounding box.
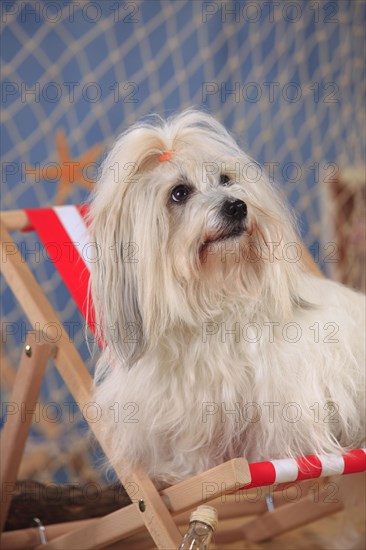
[158,150,176,162]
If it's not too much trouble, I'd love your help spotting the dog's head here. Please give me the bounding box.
[89,110,301,364]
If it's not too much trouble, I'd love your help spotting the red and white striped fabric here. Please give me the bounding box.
[25,205,93,326]
[241,448,366,490]
[23,206,366,487]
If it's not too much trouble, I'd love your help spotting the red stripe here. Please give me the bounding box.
[343,449,366,474]
[296,455,322,481]
[22,223,35,232]
[77,204,90,224]
[22,205,90,233]
[240,461,276,490]
[24,208,95,330]
[237,451,366,492]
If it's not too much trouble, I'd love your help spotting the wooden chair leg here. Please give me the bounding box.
[240,485,343,542]
[121,467,183,550]
[0,333,53,531]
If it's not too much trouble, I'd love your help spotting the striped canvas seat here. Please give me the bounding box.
[24,205,92,325]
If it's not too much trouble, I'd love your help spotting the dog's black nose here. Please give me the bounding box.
[222,199,247,221]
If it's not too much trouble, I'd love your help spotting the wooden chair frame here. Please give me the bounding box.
[0,210,355,549]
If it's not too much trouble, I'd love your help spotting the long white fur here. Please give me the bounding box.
[88,110,365,486]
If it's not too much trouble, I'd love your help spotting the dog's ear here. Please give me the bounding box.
[88,208,146,367]
[88,174,178,367]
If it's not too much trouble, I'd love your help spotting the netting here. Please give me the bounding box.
[1,0,365,483]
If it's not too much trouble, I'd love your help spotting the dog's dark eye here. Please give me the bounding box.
[171,184,191,203]
[220,174,231,186]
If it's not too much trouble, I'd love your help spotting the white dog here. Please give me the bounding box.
[88,110,365,486]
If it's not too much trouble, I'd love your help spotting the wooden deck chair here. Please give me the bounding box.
[0,206,365,550]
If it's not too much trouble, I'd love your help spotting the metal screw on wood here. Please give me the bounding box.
[25,344,32,358]
[138,499,146,512]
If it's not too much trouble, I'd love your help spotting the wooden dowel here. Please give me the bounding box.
[1,519,96,550]
[0,211,31,232]
[0,335,53,531]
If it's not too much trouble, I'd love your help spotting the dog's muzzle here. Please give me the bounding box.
[201,198,248,252]
[221,199,247,222]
